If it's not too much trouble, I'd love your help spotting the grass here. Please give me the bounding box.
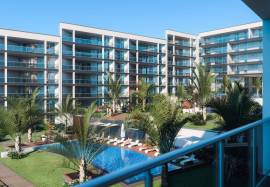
[0,130,46,151]
[0,150,214,187]
[184,113,223,131]
[0,151,73,187]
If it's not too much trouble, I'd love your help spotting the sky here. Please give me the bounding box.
[0,0,260,38]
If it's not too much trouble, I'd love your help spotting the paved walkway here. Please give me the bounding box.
[0,164,34,187]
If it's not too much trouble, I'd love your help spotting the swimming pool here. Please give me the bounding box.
[92,146,175,184]
[39,144,174,184]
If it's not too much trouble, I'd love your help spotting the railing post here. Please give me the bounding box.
[144,170,153,187]
[216,141,224,187]
[249,128,256,187]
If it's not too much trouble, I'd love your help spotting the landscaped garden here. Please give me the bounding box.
[0,66,262,187]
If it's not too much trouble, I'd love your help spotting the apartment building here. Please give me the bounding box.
[60,23,167,107]
[0,29,60,120]
[0,21,263,116]
[165,30,197,95]
[199,22,263,95]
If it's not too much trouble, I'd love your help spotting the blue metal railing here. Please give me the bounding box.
[76,117,270,187]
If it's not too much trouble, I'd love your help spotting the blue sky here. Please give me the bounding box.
[0,0,260,38]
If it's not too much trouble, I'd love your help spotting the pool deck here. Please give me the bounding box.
[0,163,34,187]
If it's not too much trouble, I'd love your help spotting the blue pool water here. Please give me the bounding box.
[92,146,174,184]
[39,143,175,184]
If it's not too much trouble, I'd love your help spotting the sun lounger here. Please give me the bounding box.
[120,139,132,147]
[113,138,125,145]
[154,151,160,157]
[145,148,159,154]
[180,154,198,166]
[139,146,149,151]
[107,137,118,144]
[127,140,142,148]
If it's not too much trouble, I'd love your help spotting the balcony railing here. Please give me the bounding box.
[75,93,98,97]
[62,36,73,42]
[7,77,44,84]
[76,118,270,187]
[75,37,102,46]
[75,51,102,59]
[7,61,44,69]
[0,44,4,50]
[75,79,99,84]
[7,45,44,54]
[138,58,157,64]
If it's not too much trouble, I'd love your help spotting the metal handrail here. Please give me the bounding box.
[76,117,270,187]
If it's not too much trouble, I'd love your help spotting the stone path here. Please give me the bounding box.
[0,164,34,187]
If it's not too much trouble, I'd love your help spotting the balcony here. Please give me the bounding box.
[75,93,98,97]
[75,37,102,46]
[47,48,58,56]
[7,45,44,54]
[77,118,269,187]
[0,44,4,51]
[138,46,157,53]
[138,69,158,75]
[7,77,44,84]
[75,65,100,72]
[62,36,73,43]
[138,58,157,64]
[75,79,99,85]
[7,61,44,69]
[75,51,102,59]
[62,50,73,56]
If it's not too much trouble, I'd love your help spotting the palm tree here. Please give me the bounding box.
[192,64,214,120]
[55,95,76,133]
[46,103,105,183]
[107,72,121,114]
[175,84,187,103]
[126,95,189,187]
[208,82,262,130]
[253,77,262,97]
[222,75,231,93]
[25,89,44,142]
[0,98,30,152]
[136,79,154,111]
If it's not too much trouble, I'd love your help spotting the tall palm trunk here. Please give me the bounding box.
[202,106,207,121]
[28,128,32,142]
[142,99,146,111]
[15,135,21,153]
[161,163,169,187]
[112,99,116,114]
[79,159,87,183]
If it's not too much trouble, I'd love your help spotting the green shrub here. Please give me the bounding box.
[7,151,27,159]
[190,112,206,126]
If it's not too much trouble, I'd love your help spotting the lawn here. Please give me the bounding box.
[0,151,73,187]
[0,130,47,152]
[0,150,215,187]
[184,113,223,132]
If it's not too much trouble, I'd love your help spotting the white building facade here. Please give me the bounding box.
[0,22,263,119]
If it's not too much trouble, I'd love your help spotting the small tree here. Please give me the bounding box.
[222,75,231,93]
[25,89,44,142]
[192,64,214,120]
[175,84,187,103]
[107,72,121,114]
[136,79,154,111]
[46,103,105,183]
[253,77,262,97]
[208,82,262,130]
[55,95,76,133]
[126,95,189,187]
[0,98,30,152]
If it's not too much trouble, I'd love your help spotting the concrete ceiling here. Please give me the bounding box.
[243,0,270,19]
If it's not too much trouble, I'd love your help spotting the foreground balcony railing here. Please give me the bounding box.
[7,77,44,84]
[76,118,270,187]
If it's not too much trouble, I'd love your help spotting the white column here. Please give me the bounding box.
[4,36,7,107]
[101,35,105,105]
[44,41,47,113]
[136,40,139,91]
[72,30,76,107]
